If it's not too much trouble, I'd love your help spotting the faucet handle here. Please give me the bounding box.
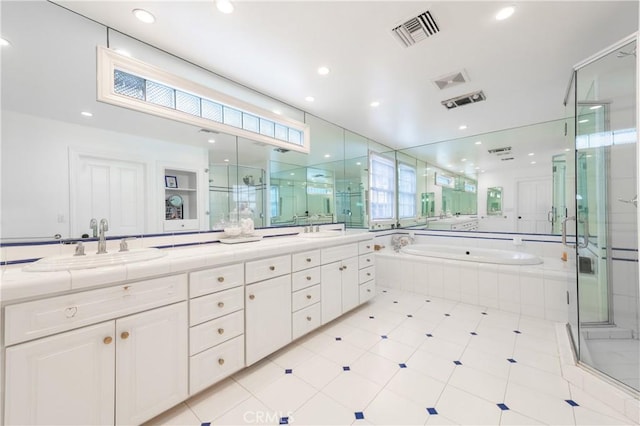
[99,218,109,232]
[119,237,135,252]
[74,242,86,256]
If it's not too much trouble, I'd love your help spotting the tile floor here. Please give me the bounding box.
[145,287,637,425]
[586,337,640,391]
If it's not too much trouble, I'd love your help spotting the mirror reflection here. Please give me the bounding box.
[487,187,503,216]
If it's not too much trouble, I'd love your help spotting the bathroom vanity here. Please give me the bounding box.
[0,233,375,425]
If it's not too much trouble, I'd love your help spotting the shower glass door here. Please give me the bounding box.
[573,37,639,391]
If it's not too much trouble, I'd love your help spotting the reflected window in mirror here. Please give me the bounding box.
[369,153,396,221]
[421,192,436,217]
[398,163,417,219]
[487,187,503,215]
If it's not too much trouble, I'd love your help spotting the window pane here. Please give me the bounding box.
[202,99,223,122]
[176,90,201,116]
[242,113,259,133]
[114,70,144,100]
[275,124,288,141]
[146,80,175,108]
[288,129,302,145]
[223,106,242,128]
[260,119,275,137]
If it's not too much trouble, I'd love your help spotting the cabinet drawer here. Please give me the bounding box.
[292,266,320,292]
[292,250,321,272]
[292,284,320,312]
[190,264,244,298]
[5,274,187,346]
[359,253,375,269]
[245,255,291,284]
[359,266,375,284]
[189,310,244,355]
[163,219,199,232]
[292,303,321,340]
[189,335,244,395]
[190,286,244,326]
[358,240,374,254]
[321,244,358,264]
[360,281,376,303]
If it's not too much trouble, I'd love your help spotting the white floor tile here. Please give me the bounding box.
[268,342,316,369]
[498,410,545,425]
[341,327,386,350]
[293,353,342,390]
[141,402,201,426]
[350,351,402,386]
[459,346,511,380]
[418,336,466,361]
[368,337,417,363]
[233,358,285,394]
[384,367,446,406]
[508,363,571,399]
[291,391,357,425]
[254,373,318,414]
[503,382,575,425]
[322,371,383,410]
[361,388,429,425]
[212,396,280,425]
[186,378,251,421]
[435,385,503,425]
[425,413,461,425]
[448,364,508,403]
[318,339,367,365]
[406,349,457,383]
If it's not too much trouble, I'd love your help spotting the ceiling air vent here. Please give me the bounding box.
[488,146,512,155]
[501,157,515,161]
[274,147,290,153]
[391,10,440,48]
[433,70,469,90]
[441,90,486,110]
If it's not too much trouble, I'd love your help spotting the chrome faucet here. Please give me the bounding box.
[97,218,109,254]
[89,218,98,238]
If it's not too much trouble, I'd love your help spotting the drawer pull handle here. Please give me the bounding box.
[367,273,371,276]
[64,306,78,318]
[218,358,225,366]
[269,265,275,271]
[366,259,371,262]
[217,276,225,283]
[339,266,343,271]
[218,302,225,308]
[366,245,371,249]
[343,265,348,270]
[306,276,312,281]
[306,316,312,321]
[306,258,312,262]
[249,294,255,300]
[103,336,113,345]
[367,289,371,292]
[218,328,224,335]
[121,331,130,340]
[123,285,131,290]
[306,294,312,299]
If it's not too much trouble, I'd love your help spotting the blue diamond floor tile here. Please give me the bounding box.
[285,369,292,374]
[354,411,365,420]
[279,417,289,424]
[343,366,351,371]
[566,399,579,407]
[426,333,433,337]
[427,408,438,415]
[399,363,407,368]
[335,337,342,341]
[507,358,517,363]
[454,360,462,365]
[497,403,510,411]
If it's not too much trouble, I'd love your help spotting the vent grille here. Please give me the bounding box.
[433,70,469,90]
[488,146,512,155]
[441,90,486,110]
[501,157,515,161]
[391,11,440,48]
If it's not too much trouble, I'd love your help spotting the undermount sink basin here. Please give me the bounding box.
[298,230,344,238]
[23,248,167,272]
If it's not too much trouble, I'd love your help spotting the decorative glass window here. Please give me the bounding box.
[98,47,310,153]
[270,186,280,217]
[398,163,416,219]
[369,153,396,221]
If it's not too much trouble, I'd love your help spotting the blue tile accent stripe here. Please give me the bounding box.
[497,403,510,411]
[285,369,292,374]
[201,423,211,426]
[354,411,365,420]
[565,399,579,407]
[427,408,438,415]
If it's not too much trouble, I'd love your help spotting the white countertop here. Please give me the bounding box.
[1,232,372,303]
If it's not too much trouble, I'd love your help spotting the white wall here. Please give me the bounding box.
[1,111,208,239]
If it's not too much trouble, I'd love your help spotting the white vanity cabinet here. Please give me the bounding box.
[320,243,359,324]
[163,167,201,232]
[4,292,188,426]
[291,250,322,340]
[188,264,246,395]
[245,255,292,365]
[358,240,376,303]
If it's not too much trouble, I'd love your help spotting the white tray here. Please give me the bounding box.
[218,235,263,244]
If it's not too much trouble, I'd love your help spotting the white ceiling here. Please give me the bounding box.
[53,0,638,151]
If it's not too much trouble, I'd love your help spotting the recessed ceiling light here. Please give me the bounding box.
[324,154,331,158]
[481,170,486,173]
[528,152,535,156]
[459,170,464,173]
[447,164,453,168]
[426,167,431,170]
[80,111,93,117]
[0,38,11,47]
[305,96,315,102]
[530,161,536,165]
[290,172,295,176]
[459,125,467,130]
[216,0,234,14]
[586,154,593,158]
[317,66,330,76]
[356,162,362,166]
[114,48,132,57]
[208,139,216,144]
[223,158,229,162]
[475,141,482,145]
[370,101,380,108]
[272,109,282,115]
[565,148,571,152]
[132,8,155,24]
[496,6,515,21]
[578,119,589,123]
[461,158,467,162]
[475,167,480,170]
[589,105,603,110]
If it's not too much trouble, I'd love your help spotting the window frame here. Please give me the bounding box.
[397,162,417,220]
[368,152,396,223]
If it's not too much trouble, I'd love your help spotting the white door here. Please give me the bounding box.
[73,154,146,237]
[321,262,343,324]
[115,302,188,425]
[4,322,115,425]
[341,257,360,312]
[517,179,552,234]
[245,275,292,365]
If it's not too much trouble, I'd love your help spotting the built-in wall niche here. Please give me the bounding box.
[163,168,200,232]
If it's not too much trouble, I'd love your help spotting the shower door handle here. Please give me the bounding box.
[547,210,553,223]
[578,216,589,249]
[561,216,576,248]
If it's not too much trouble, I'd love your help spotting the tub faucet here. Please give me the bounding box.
[97,218,109,254]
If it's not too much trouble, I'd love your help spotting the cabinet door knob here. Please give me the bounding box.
[218,301,225,308]
[306,294,312,299]
[367,289,371,292]
[269,266,275,271]
[249,294,255,300]
[366,245,371,249]
[306,276,312,281]
[343,265,348,270]
[217,276,225,283]
[120,331,130,340]
[306,258,312,262]
[218,358,225,366]
[339,266,343,271]
[366,258,371,262]
[367,272,371,276]
[306,316,312,321]
[218,328,224,335]
[103,336,113,345]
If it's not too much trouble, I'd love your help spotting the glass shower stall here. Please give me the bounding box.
[565,34,639,392]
